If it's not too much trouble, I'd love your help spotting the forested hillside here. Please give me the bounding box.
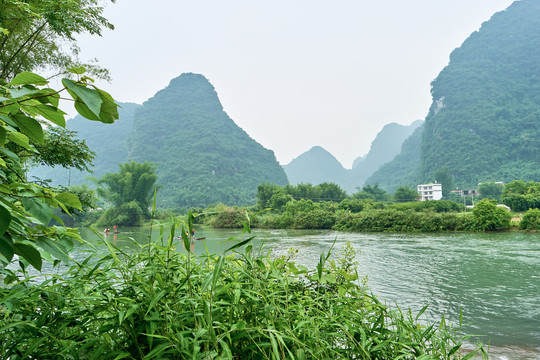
[283,121,422,193]
[349,120,422,189]
[365,123,424,193]
[128,73,288,208]
[28,102,140,185]
[419,0,540,187]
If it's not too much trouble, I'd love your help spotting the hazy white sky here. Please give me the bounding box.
[75,0,514,168]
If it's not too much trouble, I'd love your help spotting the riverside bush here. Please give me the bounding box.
[208,206,254,228]
[293,209,336,229]
[96,200,145,226]
[470,199,512,231]
[520,208,540,231]
[389,200,464,213]
[334,209,471,232]
[0,226,486,359]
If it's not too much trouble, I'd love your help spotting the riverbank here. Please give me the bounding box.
[191,199,538,233]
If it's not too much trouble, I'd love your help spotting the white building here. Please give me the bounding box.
[417,183,443,201]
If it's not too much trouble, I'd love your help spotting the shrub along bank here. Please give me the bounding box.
[200,198,517,232]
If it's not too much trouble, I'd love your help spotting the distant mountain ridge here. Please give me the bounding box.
[283,120,422,192]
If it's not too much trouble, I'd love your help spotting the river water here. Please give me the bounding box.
[81,228,540,359]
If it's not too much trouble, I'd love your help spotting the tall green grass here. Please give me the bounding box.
[0,218,487,359]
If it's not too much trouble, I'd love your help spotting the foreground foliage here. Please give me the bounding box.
[0,223,485,359]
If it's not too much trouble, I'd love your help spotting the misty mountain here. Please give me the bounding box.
[348,120,423,189]
[283,121,422,193]
[364,123,424,193]
[351,155,365,169]
[128,73,288,208]
[282,146,349,186]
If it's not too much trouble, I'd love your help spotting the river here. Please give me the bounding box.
[82,227,540,359]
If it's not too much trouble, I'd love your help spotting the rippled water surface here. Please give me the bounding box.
[80,228,540,359]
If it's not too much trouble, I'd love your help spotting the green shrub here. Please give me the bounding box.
[209,206,249,228]
[293,209,336,229]
[389,200,464,213]
[96,200,144,226]
[470,199,511,231]
[520,208,540,231]
[338,198,365,213]
[334,209,471,232]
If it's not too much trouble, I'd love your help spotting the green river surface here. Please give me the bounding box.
[74,228,540,359]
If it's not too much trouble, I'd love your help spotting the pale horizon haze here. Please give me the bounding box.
[75,0,515,168]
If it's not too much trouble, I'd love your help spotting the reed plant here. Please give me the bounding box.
[0,216,487,359]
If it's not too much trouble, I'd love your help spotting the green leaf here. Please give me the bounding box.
[8,72,48,86]
[35,237,70,263]
[0,204,11,234]
[95,88,119,123]
[8,87,39,99]
[13,242,42,271]
[0,126,6,147]
[145,290,167,315]
[181,226,190,253]
[211,255,225,291]
[36,88,60,107]
[225,236,255,253]
[21,197,53,225]
[67,66,86,74]
[0,235,14,263]
[12,113,43,143]
[0,146,19,162]
[56,192,82,211]
[7,132,31,149]
[62,79,102,117]
[0,114,18,127]
[35,104,66,127]
[73,99,101,121]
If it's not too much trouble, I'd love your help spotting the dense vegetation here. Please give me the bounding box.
[364,123,424,193]
[0,0,119,270]
[283,121,422,193]
[502,180,540,212]
[419,0,540,188]
[129,73,288,209]
[28,102,140,186]
[0,218,485,359]
[197,182,527,233]
[95,161,159,226]
[29,74,289,209]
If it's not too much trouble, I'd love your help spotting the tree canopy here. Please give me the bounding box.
[0,0,114,80]
[96,161,158,215]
